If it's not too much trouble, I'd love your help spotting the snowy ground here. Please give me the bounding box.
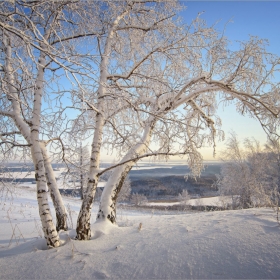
[0,186,280,279]
[148,196,232,208]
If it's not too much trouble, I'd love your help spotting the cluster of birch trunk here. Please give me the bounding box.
[0,1,279,247]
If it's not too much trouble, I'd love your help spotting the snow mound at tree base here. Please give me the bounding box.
[91,219,119,240]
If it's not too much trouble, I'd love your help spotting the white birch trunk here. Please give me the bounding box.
[31,144,60,247]
[5,37,60,247]
[40,143,68,231]
[75,43,108,239]
[30,52,60,247]
[75,113,105,240]
[97,121,155,223]
[76,14,128,239]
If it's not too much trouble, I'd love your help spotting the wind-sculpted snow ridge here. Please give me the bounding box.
[0,187,280,279]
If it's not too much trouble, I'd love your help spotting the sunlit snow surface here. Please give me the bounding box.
[0,186,280,279]
[148,196,232,207]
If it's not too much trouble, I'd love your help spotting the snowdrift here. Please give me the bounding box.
[0,187,280,279]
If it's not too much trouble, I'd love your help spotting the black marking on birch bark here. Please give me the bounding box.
[38,189,47,193]
[76,193,95,240]
[104,167,133,224]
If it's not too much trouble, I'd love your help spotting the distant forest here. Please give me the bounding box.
[129,164,221,199]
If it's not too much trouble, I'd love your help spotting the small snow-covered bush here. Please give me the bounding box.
[218,134,279,209]
[131,193,148,206]
[178,189,190,205]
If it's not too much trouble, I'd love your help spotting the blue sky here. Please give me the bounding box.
[176,1,280,160]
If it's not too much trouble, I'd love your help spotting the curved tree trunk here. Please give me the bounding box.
[40,143,68,231]
[97,164,133,223]
[4,36,60,247]
[97,121,155,223]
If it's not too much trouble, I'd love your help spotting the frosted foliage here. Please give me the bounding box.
[264,138,280,216]
[178,190,190,205]
[131,193,148,206]
[219,134,278,209]
[83,0,279,228]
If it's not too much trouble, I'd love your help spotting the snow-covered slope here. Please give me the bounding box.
[0,187,279,279]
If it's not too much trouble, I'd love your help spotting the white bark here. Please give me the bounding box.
[76,11,128,240]
[75,114,104,240]
[75,40,109,240]
[31,144,60,247]
[40,143,68,231]
[4,36,60,247]
[97,120,155,223]
[30,51,59,247]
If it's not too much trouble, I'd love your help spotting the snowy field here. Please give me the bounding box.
[148,196,232,207]
[0,186,280,279]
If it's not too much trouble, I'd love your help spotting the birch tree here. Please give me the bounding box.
[0,0,102,246]
[95,22,280,223]
[75,0,187,240]
[1,32,61,247]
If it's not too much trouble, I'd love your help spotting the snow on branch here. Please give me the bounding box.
[0,131,21,137]
[97,150,196,177]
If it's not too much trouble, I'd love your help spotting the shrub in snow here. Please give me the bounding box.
[131,193,148,206]
[178,189,190,205]
[218,134,278,209]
